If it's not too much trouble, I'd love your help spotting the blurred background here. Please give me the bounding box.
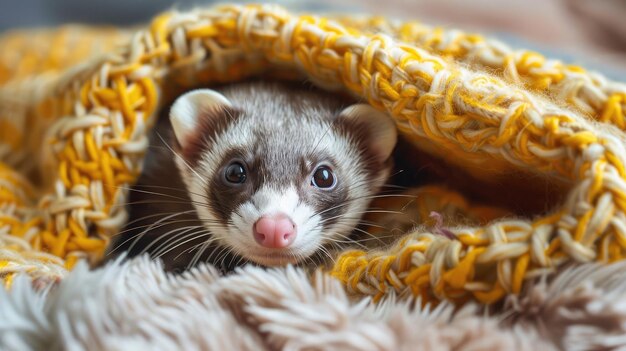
[0,0,625,80]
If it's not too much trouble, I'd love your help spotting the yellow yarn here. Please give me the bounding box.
[335,16,626,128]
[0,4,625,305]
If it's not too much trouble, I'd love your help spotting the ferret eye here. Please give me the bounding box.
[225,162,247,184]
[311,166,335,189]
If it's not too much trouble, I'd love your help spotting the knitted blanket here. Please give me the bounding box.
[1,3,626,349]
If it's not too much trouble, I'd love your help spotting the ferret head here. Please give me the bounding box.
[169,83,397,266]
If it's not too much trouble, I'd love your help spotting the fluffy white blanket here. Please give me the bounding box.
[2,257,626,351]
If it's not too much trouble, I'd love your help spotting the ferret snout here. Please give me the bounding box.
[253,213,296,248]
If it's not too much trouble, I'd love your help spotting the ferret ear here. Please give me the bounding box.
[170,89,232,147]
[338,104,398,163]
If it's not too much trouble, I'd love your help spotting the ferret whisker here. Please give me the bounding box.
[324,220,394,246]
[357,193,418,201]
[226,247,241,269]
[354,220,387,229]
[156,239,206,263]
[152,229,209,258]
[110,216,219,240]
[299,254,311,268]
[118,197,200,209]
[177,237,223,261]
[183,239,212,268]
[125,211,200,253]
[309,193,415,220]
[108,214,195,255]
[141,225,205,256]
[319,216,386,225]
[359,209,406,215]
[316,209,403,228]
[312,211,401,250]
[313,251,326,267]
[303,254,315,268]
[321,236,351,244]
[189,236,225,268]
[154,235,205,262]
[184,242,206,260]
[144,229,198,257]
[130,184,212,200]
[215,246,234,270]
[345,185,403,199]
[324,249,336,265]
[114,186,190,202]
[315,245,336,265]
[205,243,230,268]
[233,255,247,268]
[319,210,365,226]
[298,251,313,268]
[351,226,388,243]
[352,232,400,241]
[113,199,210,209]
[338,220,394,241]
[178,242,204,256]
[222,249,245,269]
[154,231,212,259]
[311,194,413,217]
[156,132,208,184]
[336,231,392,251]
[350,170,404,189]
[203,246,222,266]
[387,168,407,180]
[325,242,344,256]
[378,183,409,190]
[112,209,198,236]
[321,235,368,249]
[237,255,250,266]
[122,211,227,229]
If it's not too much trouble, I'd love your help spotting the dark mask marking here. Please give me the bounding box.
[295,155,349,229]
[207,148,255,226]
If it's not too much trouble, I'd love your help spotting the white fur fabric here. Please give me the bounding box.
[2,257,626,351]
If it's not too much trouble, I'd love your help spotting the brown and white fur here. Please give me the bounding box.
[107,81,397,272]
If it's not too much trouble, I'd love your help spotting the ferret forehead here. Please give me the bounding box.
[214,114,341,162]
[221,82,345,121]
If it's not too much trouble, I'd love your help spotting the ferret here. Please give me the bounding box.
[107,81,398,272]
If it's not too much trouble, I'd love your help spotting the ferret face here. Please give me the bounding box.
[169,83,397,266]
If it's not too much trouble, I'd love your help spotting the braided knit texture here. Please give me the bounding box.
[1,4,626,305]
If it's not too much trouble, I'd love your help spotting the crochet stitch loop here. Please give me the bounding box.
[0,4,625,305]
[334,16,626,129]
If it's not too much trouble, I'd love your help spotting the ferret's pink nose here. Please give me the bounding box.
[253,214,296,248]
